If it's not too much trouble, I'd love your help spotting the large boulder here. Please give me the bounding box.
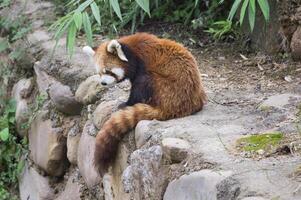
[29,111,68,176]
[122,145,168,200]
[49,81,83,115]
[102,133,134,200]
[163,170,236,200]
[92,100,119,129]
[77,120,101,188]
[19,163,55,200]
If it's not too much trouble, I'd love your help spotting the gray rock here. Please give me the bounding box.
[49,81,82,115]
[28,30,51,44]
[162,137,191,162]
[19,162,55,200]
[29,111,68,176]
[67,124,81,165]
[135,120,155,148]
[122,146,167,200]
[12,78,34,100]
[103,174,114,200]
[92,100,118,129]
[77,120,101,188]
[12,78,34,136]
[291,26,301,61]
[75,75,107,105]
[36,47,95,91]
[163,170,233,200]
[216,176,240,200]
[56,174,81,200]
[34,64,56,93]
[260,93,301,109]
[242,197,268,200]
[103,133,133,200]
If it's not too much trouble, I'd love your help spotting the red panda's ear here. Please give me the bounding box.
[107,40,128,62]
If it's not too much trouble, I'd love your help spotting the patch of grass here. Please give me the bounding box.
[237,132,283,152]
[258,105,272,112]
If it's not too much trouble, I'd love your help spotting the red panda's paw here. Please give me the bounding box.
[94,132,119,176]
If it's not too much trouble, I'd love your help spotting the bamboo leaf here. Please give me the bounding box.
[78,0,93,12]
[91,2,101,25]
[73,11,82,29]
[135,0,150,16]
[228,0,242,21]
[83,12,93,46]
[109,0,123,21]
[249,0,255,12]
[257,0,270,22]
[240,0,249,25]
[248,2,255,31]
[194,0,199,7]
[67,22,77,56]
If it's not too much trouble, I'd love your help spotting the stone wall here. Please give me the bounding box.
[8,0,301,200]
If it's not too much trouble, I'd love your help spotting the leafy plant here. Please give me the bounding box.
[51,0,230,56]
[205,20,235,39]
[0,99,27,200]
[50,0,151,56]
[228,0,270,32]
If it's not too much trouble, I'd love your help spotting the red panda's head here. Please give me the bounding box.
[83,40,129,86]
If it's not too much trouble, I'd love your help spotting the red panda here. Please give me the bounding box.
[83,33,207,175]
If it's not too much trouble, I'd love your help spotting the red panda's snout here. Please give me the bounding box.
[99,67,125,86]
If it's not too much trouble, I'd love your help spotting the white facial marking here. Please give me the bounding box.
[99,74,116,85]
[102,68,106,73]
[82,46,95,57]
[94,63,100,74]
[111,68,125,80]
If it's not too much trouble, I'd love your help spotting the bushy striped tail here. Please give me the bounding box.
[94,103,162,175]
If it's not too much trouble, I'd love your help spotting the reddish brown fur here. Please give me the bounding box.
[93,33,207,175]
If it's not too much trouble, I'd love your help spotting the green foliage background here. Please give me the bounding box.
[51,0,270,55]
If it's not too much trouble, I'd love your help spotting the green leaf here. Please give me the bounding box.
[9,116,15,124]
[54,19,72,40]
[109,0,123,21]
[248,1,255,31]
[135,0,150,16]
[0,128,9,141]
[17,159,25,174]
[67,22,77,56]
[91,2,101,25]
[249,0,255,12]
[228,0,242,21]
[0,39,8,53]
[194,0,199,7]
[78,0,93,12]
[240,0,249,25]
[257,0,270,22]
[73,11,82,30]
[83,12,93,46]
